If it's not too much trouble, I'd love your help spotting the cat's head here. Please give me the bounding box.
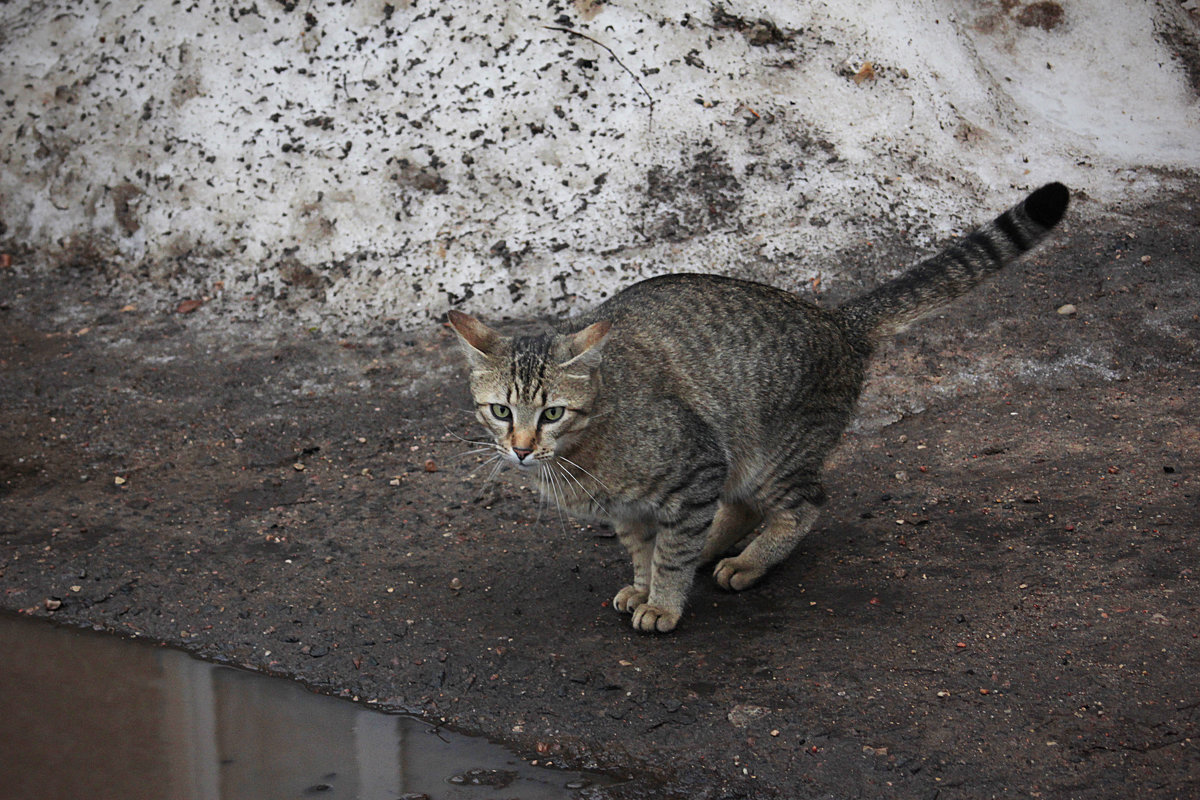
[447,310,610,470]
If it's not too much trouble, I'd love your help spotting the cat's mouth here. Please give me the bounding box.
[507,450,540,470]
[508,448,561,473]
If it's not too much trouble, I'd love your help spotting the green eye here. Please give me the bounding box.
[541,406,565,423]
[489,404,511,420]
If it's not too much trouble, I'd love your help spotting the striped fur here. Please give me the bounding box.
[448,183,1069,634]
[841,182,1069,336]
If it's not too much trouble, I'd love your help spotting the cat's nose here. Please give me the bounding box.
[512,446,533,461]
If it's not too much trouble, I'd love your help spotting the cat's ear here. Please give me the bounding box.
[447,310,502,365]
[559,320,611,371]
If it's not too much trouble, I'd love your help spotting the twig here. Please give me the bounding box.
[543,25,655,127]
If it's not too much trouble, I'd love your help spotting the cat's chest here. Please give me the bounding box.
[535,459,648,525]
[535,465,610,520]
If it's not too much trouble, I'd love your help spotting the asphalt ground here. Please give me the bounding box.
[2,186,1197,798]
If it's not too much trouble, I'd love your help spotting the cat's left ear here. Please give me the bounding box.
[559,320,611,371]
[447,310,502,366]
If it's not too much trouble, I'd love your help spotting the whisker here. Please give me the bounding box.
[450,446,501,461]
[535,465,555,525]
[452,438,501,450]
[533,461,555,525]
[556,454,611,492]
[441,426,499,449]
[538,462,571,536]
[467,453,507,505]
[483,454,505,482]
[556,461,608,516]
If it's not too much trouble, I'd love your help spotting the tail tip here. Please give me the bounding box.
[1024,182,1070,229]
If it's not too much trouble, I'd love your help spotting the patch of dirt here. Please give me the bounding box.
[1015,1,1065,31]
[712,7,797,48]
[1154,3,1200,96]
[640,145,743,243]
[110,182,145,236]
[1,188,1198,799]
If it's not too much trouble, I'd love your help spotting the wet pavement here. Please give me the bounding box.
[0,613,616,800]
[1,187,1198,798]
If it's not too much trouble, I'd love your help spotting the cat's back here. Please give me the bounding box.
[583,273,851,357]
[590,273,817,330]
[574,274,863,422]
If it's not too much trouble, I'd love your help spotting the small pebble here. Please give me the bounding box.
[1056,303,1077,316]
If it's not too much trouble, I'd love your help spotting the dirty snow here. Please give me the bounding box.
[0,0,1197,331]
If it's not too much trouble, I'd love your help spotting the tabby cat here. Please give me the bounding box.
[448,183,1069,633]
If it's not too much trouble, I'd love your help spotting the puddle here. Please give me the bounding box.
[0,613,615,800]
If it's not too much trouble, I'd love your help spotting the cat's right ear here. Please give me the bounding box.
[559,320,611,372]
[447,310,501,366]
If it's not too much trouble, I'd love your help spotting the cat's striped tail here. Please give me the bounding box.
[840,182,1069,339]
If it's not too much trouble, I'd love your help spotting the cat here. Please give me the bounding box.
[448,182,1069,633]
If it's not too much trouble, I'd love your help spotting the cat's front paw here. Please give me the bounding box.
[613,585,648,614]
[714,556,767,591]
[631,603,681,633]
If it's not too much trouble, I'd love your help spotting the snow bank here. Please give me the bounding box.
[1,0,1196,330]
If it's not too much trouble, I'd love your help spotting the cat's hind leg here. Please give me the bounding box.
[612,519,654,613]
[699,501,762,562]
[713,502,819,591]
